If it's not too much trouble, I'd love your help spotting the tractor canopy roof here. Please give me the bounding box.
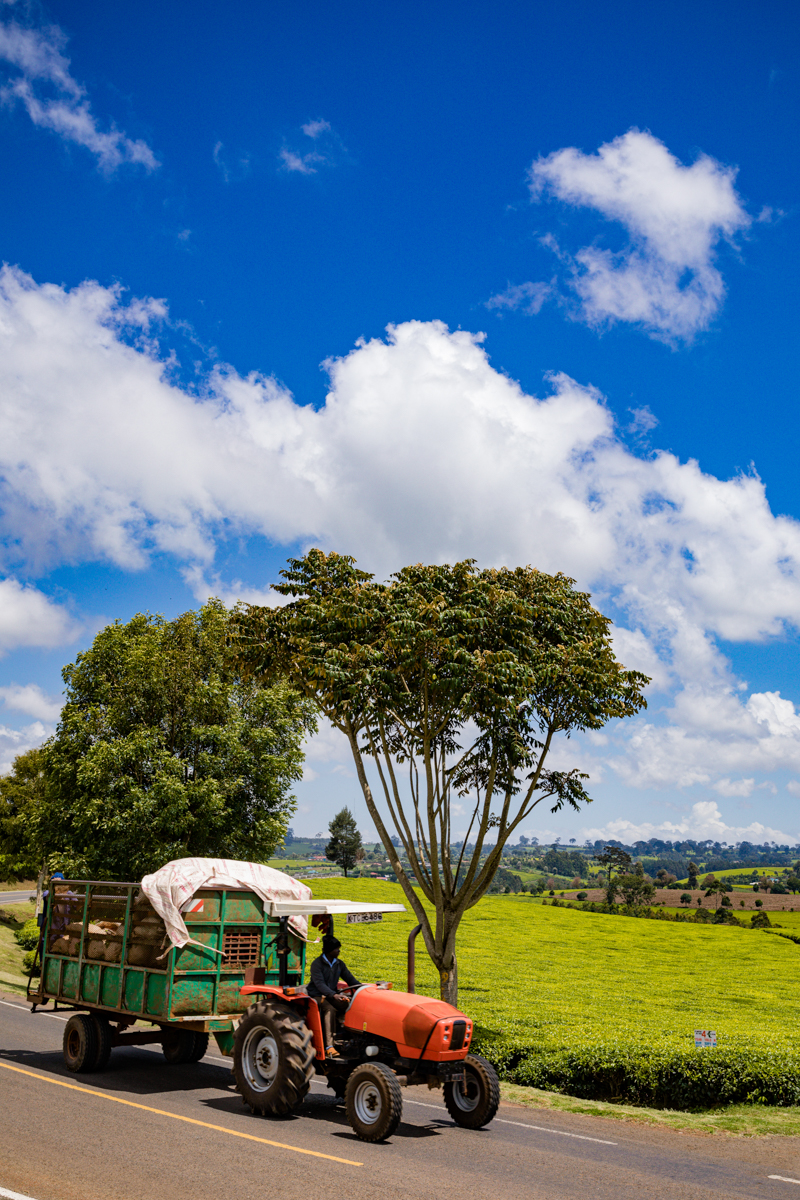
[267,899,406,918]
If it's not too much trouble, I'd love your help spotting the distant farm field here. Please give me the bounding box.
[308,877,800,1106]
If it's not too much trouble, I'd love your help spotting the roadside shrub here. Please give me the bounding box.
[22,949,40,976]
[14,918,40,951]
[471,1038,800,1110]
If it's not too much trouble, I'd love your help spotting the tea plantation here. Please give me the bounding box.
[309,878,800,1109]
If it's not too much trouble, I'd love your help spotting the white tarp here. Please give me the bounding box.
[140,857,313,952]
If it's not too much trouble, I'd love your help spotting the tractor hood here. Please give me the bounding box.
[343,986,473,1060]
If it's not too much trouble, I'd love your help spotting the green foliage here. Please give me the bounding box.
[482,1044,800,1109]
[615,872,656,907]
[0,747,47,883]
[752,910,772,928]
[14,918,40,951]
[680,893,692,905]
[304,877,800,1109]
[35,600,316,879]
[21,948,40,976]
[325,806,363,877]
[234,549,648,1000]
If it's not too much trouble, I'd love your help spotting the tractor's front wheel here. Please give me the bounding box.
[345,1063,403,1142]
[443,1054,500,1129]
[234,1001,315,1116]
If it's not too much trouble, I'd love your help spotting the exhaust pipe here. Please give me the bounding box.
[407,924,422,993]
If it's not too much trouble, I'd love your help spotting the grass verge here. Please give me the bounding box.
[499,1081,800,1137]
[0,899,37,996]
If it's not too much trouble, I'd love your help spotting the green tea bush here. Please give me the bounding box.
[308,877,800,1109]
[471,1038,800,1108]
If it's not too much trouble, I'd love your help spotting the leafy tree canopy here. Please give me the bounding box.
[233,550,647,1003]
[31,600,315,880]
[0,747,47,883]
[325,806,363,876]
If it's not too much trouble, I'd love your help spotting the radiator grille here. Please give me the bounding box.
[222,930,261,968]
[450,1020,467,1051]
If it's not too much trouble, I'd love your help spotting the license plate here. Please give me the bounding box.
[449,1070,464,1082]
[346,912,383,924]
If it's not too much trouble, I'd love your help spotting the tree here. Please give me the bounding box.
[234,550,648,1003]
[0,747,47,883]
[687,862,699,889]
[616,872,656,907]
[680,893,692,906]
[597,845,633,905]
[33,601,315,880]
[325,807,363,876]
[704,880,726,909]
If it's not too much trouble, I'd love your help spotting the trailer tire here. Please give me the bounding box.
[91,1016,113,1071]
[187,1032,209,1062]
[345,1063,403,1142]
[161,1029,197,1064]
[234,1001,315,1116]
[443,1054,500,1129]
[63,1014,98,1073]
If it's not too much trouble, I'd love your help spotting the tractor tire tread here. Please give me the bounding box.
[234,1001,315,1117]
[345,1062,404,1143]
[443,1053,500,1129]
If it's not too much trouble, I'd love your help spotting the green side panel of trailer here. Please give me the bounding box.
[35,878,307,1030]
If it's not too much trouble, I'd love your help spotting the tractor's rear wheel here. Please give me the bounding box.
[234,1001,315,1116]
[443,1054,500,1129]
[345,1063,403,1142]
[63,1015,98,1073]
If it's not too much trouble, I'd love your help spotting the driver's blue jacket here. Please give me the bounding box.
[307,954,361,1001]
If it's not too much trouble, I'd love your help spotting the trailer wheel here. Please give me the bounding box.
[91,1016,113,1071]
[161,1029,197,1064]
[63,1015,98,1073]
[345,1063,403,1142]
[234,1002,315,1116]
[187,1032,209,1062]
[443,1054,500,1129]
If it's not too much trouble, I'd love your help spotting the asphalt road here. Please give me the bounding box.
[2,992,800,1200]
[0,893,35,908]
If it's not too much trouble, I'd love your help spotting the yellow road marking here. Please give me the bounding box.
[0,1061,362,1166]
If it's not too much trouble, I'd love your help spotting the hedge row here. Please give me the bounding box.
[471,1034,800,1109]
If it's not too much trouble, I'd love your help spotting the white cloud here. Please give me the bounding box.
[581,800,796,845]
[0,682,62,721]
[279,118,341,175]
[485,280,553,315]
[3,269,800,796]
[0,576,78,654]
[528,129,750,341]
[0,719,52,775]
[712,777,755,798]
[0,19,158,171]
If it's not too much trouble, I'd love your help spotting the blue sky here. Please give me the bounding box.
[0,0,798,846]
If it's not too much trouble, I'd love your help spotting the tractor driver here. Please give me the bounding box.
[307,934,362,1056]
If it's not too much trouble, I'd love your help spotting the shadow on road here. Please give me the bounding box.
[0,1044,235,1098]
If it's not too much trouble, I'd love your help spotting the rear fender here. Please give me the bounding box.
[238,984,326,1060]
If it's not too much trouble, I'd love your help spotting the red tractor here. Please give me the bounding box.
[233,899,500,1142]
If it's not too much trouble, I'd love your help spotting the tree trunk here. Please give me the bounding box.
[439,955,458,1006]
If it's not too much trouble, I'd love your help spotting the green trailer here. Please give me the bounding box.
[27,877,307,1069]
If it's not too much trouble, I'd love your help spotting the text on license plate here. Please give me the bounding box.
[347,912,383,924]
